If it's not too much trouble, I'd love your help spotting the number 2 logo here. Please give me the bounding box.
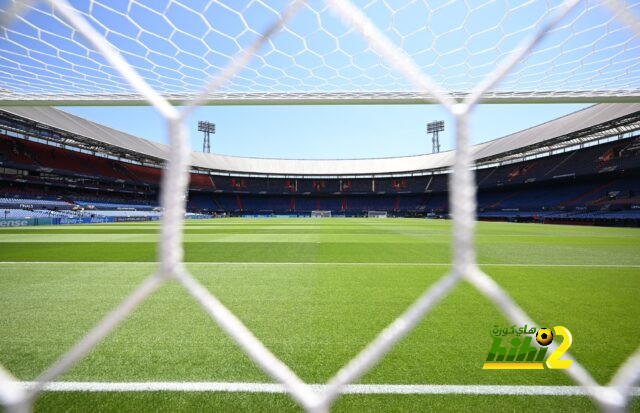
[546,326,572,369]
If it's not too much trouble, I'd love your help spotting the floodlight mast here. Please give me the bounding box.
[427,120,444,153]
[197,120,215,153]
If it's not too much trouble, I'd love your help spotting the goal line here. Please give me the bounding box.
[15,382,640,397]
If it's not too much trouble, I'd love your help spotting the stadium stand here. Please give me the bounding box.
[0,196,72,207]
[0,105,639,226]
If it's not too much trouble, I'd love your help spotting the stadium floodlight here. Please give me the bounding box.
[427,121,445,153]
[197,121,215,154]
[1,1,639,413]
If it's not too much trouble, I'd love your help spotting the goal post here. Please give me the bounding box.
[367,211,388,218]
[311,210,332,218]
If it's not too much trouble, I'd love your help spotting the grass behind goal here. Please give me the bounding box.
[0,218,638,412]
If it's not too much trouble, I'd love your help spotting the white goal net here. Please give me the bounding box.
[367,211,387,218]
[0,0,640,104]
[311,210,332,218]
[1,1,639,413]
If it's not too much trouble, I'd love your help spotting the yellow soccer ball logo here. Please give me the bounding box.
[536,328,554,346]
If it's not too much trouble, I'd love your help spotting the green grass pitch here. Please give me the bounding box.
[0,218,639,412]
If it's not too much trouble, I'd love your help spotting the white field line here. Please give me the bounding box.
[2,231,636,238]
[0,262,639,268]
[14,381,640,396]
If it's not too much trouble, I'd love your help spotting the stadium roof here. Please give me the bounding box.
[0,103,639,176]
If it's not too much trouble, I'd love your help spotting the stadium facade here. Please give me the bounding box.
[0,104,639,226]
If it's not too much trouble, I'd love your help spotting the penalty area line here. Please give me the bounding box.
[15,382,640,396]
[0,262,639,268]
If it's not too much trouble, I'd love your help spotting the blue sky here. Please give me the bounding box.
[61,103,589,159]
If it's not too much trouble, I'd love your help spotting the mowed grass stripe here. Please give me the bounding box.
[13,232,635,242]
[17,218,633,233]
[0,233,458,242]
[0,242,452,262]
[0,228,449,235]
[1,241,638,264]
[1,264,638,386]
[33,392,630,412]
[2,228,636,239]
